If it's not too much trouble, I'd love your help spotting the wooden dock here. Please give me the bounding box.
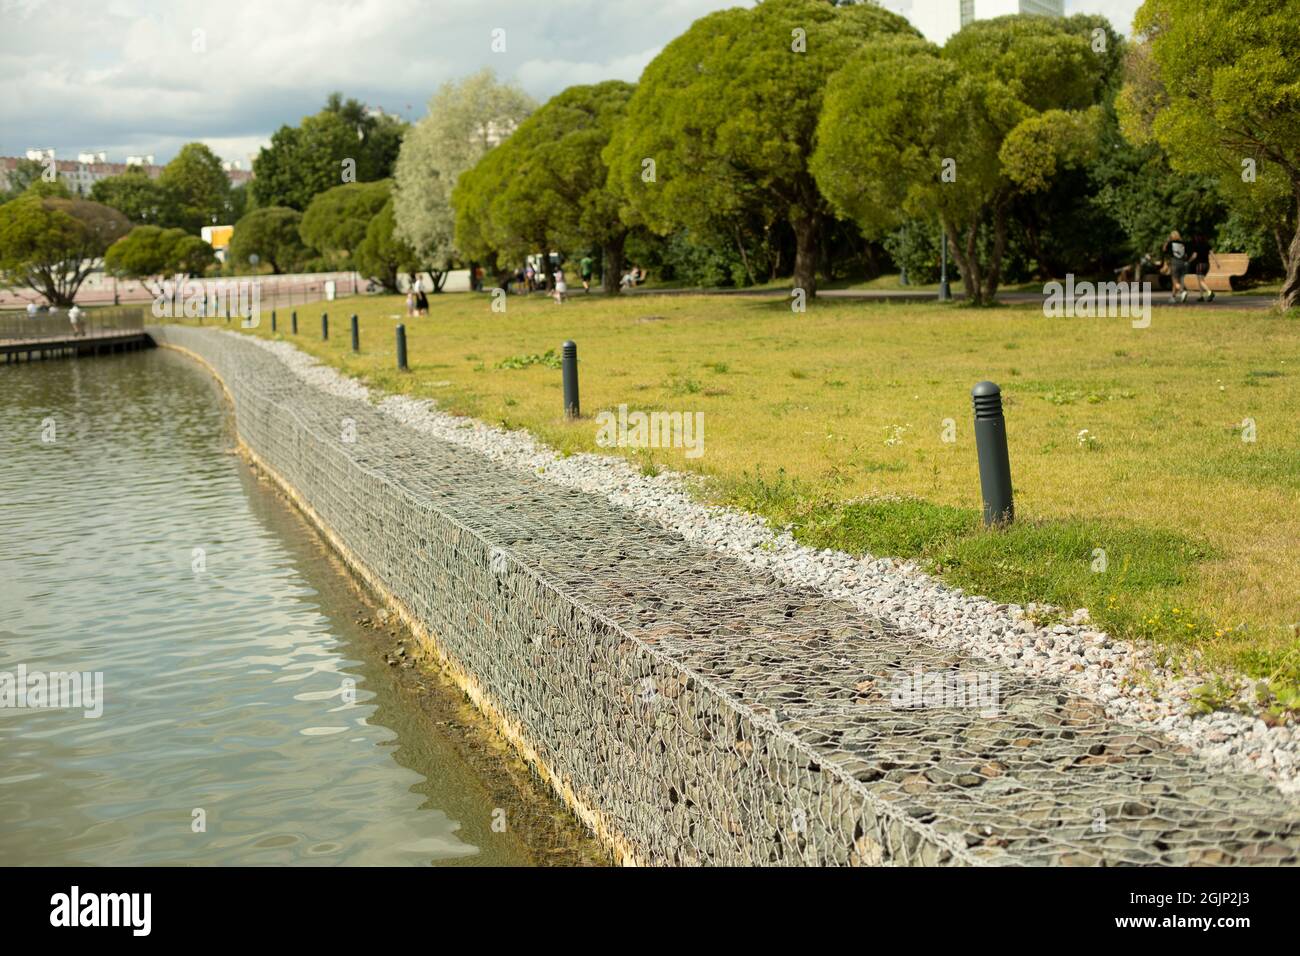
[1,329,154,363]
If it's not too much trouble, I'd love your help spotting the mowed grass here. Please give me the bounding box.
[185,291,1300,688]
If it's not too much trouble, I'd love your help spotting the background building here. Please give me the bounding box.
[0,149,253,196]
[881,0,1065,45]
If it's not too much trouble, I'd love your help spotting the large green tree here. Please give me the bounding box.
[299,179,391,264]
[251,94,406,211]
[813,17,1107,304]
[605,0,916,296]
[90,165,179,226]
[452,80,635,293]
[104,225,214,280]
[355,198,417,293]
[228,206,311,274]
[159,143,232,232]
[1119,0,1300,310]
[0,196,130,305]
[393,70,536,287]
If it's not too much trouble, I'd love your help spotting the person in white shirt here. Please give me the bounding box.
[68,305,83,337]
[26,301,38,318]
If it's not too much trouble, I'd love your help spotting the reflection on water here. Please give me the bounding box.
[0,347,551,865]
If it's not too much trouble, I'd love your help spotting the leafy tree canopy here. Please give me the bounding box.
[393,70,536,272]
[605,0,918,295]
[453,80,634,291]
[159,143,232,232]
[299,179,391,261]
[104,225,214,278]
[251,93,406,211]
[228,206,311,275]
[813,16,1108,303]
[1119,0,1300,309]
[0,196,130,305]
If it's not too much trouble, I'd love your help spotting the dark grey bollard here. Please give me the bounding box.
[938,232,952,302]
[271,309,277,332]
[350,314,359,352]
[562,340,579,419]
[972,381,1014,526]
[321,312,329,340]
[291,311,298,334]
[396,323,408,370]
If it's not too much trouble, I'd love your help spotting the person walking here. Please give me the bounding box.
[405,285,415,317]
[67,304,84,337]
[416,285,429,316]
[1162,230,1190,303]
[579,255,594,293]
[553,268,568,304]
[26,300,38,318]
[1189,233,1215,302]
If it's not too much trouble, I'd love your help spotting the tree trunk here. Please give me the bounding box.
[792,213,819,297]
[1279,195,1300,312]
[981,204,1008,304]
[604,232,626,296]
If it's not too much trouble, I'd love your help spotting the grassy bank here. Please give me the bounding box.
[183,290,1300,692]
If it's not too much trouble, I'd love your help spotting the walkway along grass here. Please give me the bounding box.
[178,291,1300,703]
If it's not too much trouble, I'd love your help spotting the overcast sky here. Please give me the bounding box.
[0,0,1143,167]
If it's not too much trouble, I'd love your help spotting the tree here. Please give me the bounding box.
[0,196,129,305]
[813,17,1107,304]
[251,94,406,211]
[90,165,179,226]
[299,180,391,264]
[452,81,635,293]
[159,143,232,233]
[1119,0,1300,310]
[393,70,535,287]
[604,0,917,296]
[1,159,48,203]
[104,225,214,280]
[355,197,417,293]
[228,206,311,274]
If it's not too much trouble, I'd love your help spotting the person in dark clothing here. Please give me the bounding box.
[1162,230,1190,303]
[1189,233,1215,302]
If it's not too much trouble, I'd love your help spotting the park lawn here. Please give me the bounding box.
[187,291,1300,694]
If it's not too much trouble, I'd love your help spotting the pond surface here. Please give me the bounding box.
[0,347,596,866]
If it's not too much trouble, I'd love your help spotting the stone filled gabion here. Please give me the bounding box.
[151,326,1300,867]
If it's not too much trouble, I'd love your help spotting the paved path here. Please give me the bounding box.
[154,325,1300,865]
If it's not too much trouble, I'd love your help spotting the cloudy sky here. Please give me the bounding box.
[0,0,1143,167]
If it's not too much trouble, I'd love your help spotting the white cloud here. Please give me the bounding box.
[0,0,1145,166]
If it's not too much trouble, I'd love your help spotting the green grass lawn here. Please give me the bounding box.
[183,290,1300,693]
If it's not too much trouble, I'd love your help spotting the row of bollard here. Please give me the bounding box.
[279,311,1012,528]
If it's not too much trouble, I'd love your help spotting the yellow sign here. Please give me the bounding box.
[202,225,234,250]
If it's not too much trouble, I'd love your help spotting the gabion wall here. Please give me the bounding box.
[151,326,1300,867]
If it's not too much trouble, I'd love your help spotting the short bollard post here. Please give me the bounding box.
[972,381,1014,526]
[321,312,329,340]
[350,314,359,352]
[396,323,408,370]
[291,311,298,334]
[271,309,277,332]
[562,340,579,419]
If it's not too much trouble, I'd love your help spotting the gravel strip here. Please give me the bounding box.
[240,332,1300,795]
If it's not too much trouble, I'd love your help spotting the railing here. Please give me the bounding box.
[0,305,147,341]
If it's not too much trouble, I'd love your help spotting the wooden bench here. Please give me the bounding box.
[1188,252,1250,293]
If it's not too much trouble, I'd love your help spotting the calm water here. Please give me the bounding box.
[0,347,556,866]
